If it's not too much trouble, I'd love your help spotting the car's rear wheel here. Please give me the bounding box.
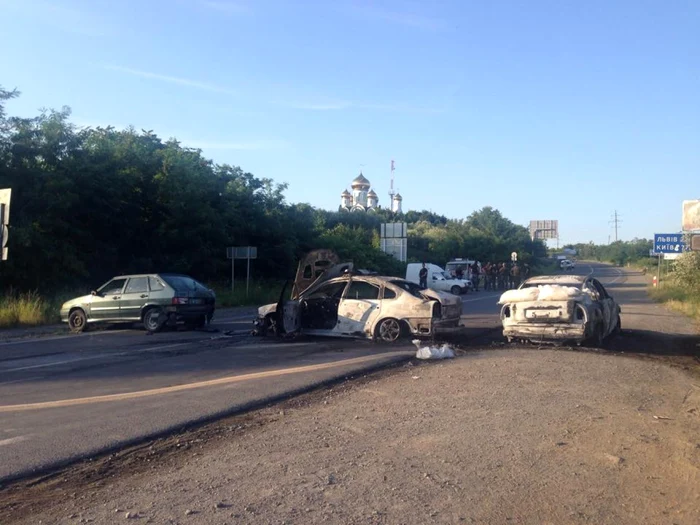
[613,315,622,336]
[588,326,605,348]
[376,318,402,343]
[143,307,166,333]
[68,309,87,333]
[450,285,462,295]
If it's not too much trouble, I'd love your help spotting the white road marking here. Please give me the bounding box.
[0,435,30,446]
[0,351,413,412]
[0,330,131,347]
[231,342,319,350]
[2,342,193,373]
[0,376,44,385]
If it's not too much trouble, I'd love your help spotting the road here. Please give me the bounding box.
[0,286,503,482]
[0,263,691,483]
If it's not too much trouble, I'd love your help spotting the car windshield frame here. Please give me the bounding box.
[388,279,426,299]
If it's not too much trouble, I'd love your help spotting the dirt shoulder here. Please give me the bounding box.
[2,347,699,525]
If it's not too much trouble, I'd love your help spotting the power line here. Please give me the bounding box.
[609,210,622,242]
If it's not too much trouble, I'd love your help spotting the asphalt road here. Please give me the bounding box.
[0,263,677,483]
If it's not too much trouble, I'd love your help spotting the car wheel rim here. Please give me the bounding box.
[146,313,159,331]
[71,315,83,328]
[379,319,400,342]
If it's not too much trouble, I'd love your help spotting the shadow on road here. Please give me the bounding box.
[608,329,700,358]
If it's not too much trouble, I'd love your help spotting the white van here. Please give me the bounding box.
[406,263,471,295]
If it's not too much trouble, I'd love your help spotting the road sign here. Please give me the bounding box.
[226,246,258,295]
[653,233,685,254]
[511,252,517,262]
[1,188,11,261]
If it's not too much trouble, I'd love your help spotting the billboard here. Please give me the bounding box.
[380,222,407,262]
[653,233,685,254]
[682,200,700,232]
[529,220,558,240]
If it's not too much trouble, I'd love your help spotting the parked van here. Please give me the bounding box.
[445,258,476,280]
[406,263,470,295]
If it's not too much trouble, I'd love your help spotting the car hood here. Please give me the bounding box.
[291,249,353,299]
[61,294,93,309]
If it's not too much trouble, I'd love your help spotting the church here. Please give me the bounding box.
[339,173,402,213]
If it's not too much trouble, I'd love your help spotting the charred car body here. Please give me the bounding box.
[499,275,621,346]
[255,250,463,342]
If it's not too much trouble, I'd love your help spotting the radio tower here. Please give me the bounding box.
[388,159,396,203]
[609,210,622,242]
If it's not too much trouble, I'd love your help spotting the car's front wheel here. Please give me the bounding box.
[376,318,403,343]
[450,285,462,295]
[68,309,87,334]
[143,308,166,333]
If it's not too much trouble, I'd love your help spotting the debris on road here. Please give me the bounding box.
[604,454,625,465]
[413,339,455,360]
[653,415,672,420]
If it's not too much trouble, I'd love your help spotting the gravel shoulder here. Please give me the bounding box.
[2,347,699,525]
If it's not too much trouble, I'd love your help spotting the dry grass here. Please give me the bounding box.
[648,284,700,325]
[0,291,59,328]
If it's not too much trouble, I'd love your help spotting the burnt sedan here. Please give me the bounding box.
[499,275,621,347]
[255,250,463,343]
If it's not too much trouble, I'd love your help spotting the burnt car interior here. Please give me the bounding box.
[300,281,347,329]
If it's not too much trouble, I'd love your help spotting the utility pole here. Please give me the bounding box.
[609,210,622,242]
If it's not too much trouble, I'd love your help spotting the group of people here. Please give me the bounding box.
[452,261,530,292]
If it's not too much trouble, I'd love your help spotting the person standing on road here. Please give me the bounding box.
[510,263,521,289]
[523,263,531,281]
[498,262,507,289]
[419,263,428,289]
[482,262,491,290]
[471,262,480,291]
[456,265,465,280]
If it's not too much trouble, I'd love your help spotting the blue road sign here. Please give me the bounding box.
[653,233,685,254]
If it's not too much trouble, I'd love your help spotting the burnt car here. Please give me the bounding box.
[255,250,463,343]
[499,275,621,346]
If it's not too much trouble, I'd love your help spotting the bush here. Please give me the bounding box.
[671,252,700,291]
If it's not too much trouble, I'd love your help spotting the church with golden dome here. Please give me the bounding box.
[339,172,402,213]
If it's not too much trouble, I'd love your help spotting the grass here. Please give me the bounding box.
[0,291,63,329]
[648,284,700,325]
[212,280,284,308]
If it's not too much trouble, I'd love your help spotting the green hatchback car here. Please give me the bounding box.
[60,273,216,333]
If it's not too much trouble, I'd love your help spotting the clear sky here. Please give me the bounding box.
[1,0,698,245]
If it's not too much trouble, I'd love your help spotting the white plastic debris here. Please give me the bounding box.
[412,339,455,360]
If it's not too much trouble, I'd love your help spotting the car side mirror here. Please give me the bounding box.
[91,290,101,297]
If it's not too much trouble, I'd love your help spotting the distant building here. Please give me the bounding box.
[391,192,402,213]
[340,173,378,212]
[339,172,404,213]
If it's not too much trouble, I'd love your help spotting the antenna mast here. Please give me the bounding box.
[389,160,395,201]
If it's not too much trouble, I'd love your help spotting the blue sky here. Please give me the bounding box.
[1,0,698,245]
